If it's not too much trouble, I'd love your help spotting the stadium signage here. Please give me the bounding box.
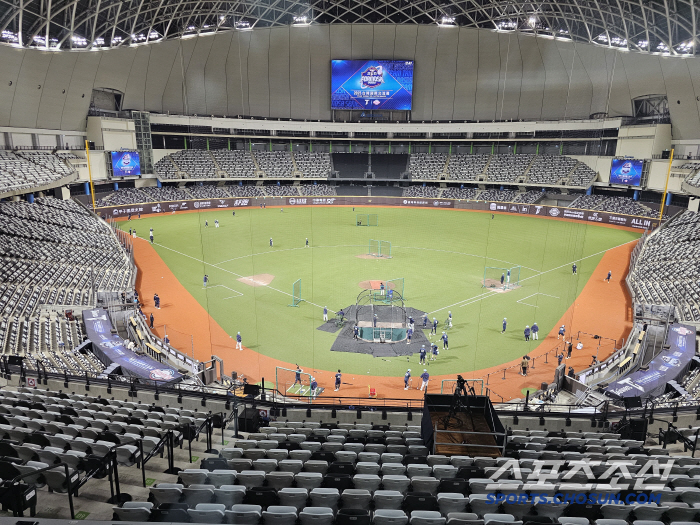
[96,197,658,229]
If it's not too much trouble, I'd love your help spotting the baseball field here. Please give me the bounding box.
[120,205,640,392]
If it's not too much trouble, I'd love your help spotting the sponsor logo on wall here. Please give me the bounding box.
[549,207,561,217]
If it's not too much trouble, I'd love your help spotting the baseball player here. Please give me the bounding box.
[203,274,209,288]
[419,369,430,391]
[431,342,439,361]
[270,238,273,247]
[500,274,505,286]
[149,228,154,244]
[572,263,577,274]
[502,318,507,334]
[205,220,208,228]
[431,318,438,335]
[558,325,566,340]
[448,311,453,329]
[323,306,328,322]
[441,331,448,350]
[310,377,318,398]
[215,219,219,228]
[335,370,342,391]
[406,327,413,344]
[293,365,303,387]
[353,325,359,341]
[419,345,427,365]
[236,332,242,350]
[524,325,531,341]
[306,238,309,248]
[423,313,428,328]
[531,322,539,340]
[404,369,412,390]
[605,270,612,283]
[506,269,511,284]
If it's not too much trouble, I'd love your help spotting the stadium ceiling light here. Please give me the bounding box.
[528,16,537,27]
[235,19,251,30]
[293,15,310,25]
[438,16,456,27]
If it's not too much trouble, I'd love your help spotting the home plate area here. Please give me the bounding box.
[237,274,275,287]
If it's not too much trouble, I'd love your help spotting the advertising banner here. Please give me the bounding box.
[605,323,696,400]
[96,196,658,230]
[82,308,183,384]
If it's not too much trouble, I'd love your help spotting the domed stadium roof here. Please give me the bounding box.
[0,0,696,55]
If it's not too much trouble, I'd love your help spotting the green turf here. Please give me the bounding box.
[123,206,639,378]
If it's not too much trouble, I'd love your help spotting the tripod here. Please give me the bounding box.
[441,380,476,429]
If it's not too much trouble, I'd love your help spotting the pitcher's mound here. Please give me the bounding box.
[359,280,397,290]
[482,279,521,293]
[238,274,275,287]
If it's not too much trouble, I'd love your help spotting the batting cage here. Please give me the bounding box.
[275,366,316,397]
[369,239,392,258]
[354,288,407,343]
[357,214,378,226]
[482,266,521,290]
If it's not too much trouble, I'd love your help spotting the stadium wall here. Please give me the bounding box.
[2,25,700,138]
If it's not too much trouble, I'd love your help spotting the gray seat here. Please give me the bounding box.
[411,476,440,495]
[374,509,409,525]
[262,505,298,525]
[382,475,411,492]
[253,458,278,473]
[468,494,499,517]
[226,504,262,524]
[310,488,340,510]
[557,519,590,525]
[267,449,290,461]
[374,490,404,510]
[208,470,236,488]
[632,505,668,521]
[354,474,382,491]
[406,464,432,477]
[342,488,373,509]
[279,487,309,510]
[181,469,210,486]
[279,459,304,474]
[600,503,631,520]
[357,462,382,475]
[300,506,335,525]
[266,471,295,490]
[445,513,483,525]
[304,460,329,474]
[410,510,446,525]
[437,493,467,514]
[150,483,183,504]
[113,501,153,522]
[183,484,215,506]
[383,463,407,476]
[295,472,324,490]
[215,485,246,508]
[289,450,313,462]
[237,470,266,489]
[188,503,226,524]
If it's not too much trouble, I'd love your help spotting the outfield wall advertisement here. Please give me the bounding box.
[96,197,659,230]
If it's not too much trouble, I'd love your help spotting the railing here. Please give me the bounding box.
[0,462,75,518]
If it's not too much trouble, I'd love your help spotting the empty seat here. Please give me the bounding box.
[300,506,335,525]
[310,487,341,510]
[237,470,266,489]
[382,475,411,492]
[262,505,298,525]
[215,485,246,507]
[181,469,210,486]
[374,509,409,525]
[266,471,295,490]
[188,503,226,523]
[113,501,153,522]
[208,470,236,488]
[437,493,468,514]
[151,483,184,504]
[226,504,262,525]
[296,472,324,490]
[374,490,404,510]
[411,511,446,525]
[279,487,309,510]
[183,484,215,507]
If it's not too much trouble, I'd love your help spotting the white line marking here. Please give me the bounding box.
[208,284,244,300]
[429,239,638,315]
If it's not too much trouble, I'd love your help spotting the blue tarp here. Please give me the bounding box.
[82,308,183,384]
[606,323,696,400]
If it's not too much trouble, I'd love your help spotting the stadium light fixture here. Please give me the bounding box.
[496,20,517,31]
[71,35,88,47]
[438,16,456,27]
[293,15,310,25]
[528,16,537,27]
[235,19,251,30]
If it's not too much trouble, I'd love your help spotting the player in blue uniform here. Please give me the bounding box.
[431,318,438,335]
[236,332,242,350]
[203,274,209,288]
[334,370,342,391]
[558,325,565,340]
[419,345,426,365]
[447,311,452,329]
[404,369,411,390]
[423,314,428,328]
[306,238,309,247]
[379,282,385,296]
[431,342,439,361]
[502,318,507,334]
[323,306,328,322]
[310,377,318,398]
[353,325,359,341]
[293,365,303,387]
[506,269,511,285]
[500,274,505,286]
[270,238,273,247]
[524,325,531,341]
[406,327,413,344]
[149,228,154,244]
[205,220,208,228]
[572,263,577,274]
[373,314,378,327]
[605,270,612,282]
[419,369,430,391]
[531,322,539,340]
[441,331,449,350]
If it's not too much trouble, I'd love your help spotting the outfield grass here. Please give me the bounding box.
[123,206,639,378]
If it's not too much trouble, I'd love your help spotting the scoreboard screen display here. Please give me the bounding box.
[331,60,414,111]
[610,159,643,186]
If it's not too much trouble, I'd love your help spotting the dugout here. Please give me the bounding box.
[354,288,407,343]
